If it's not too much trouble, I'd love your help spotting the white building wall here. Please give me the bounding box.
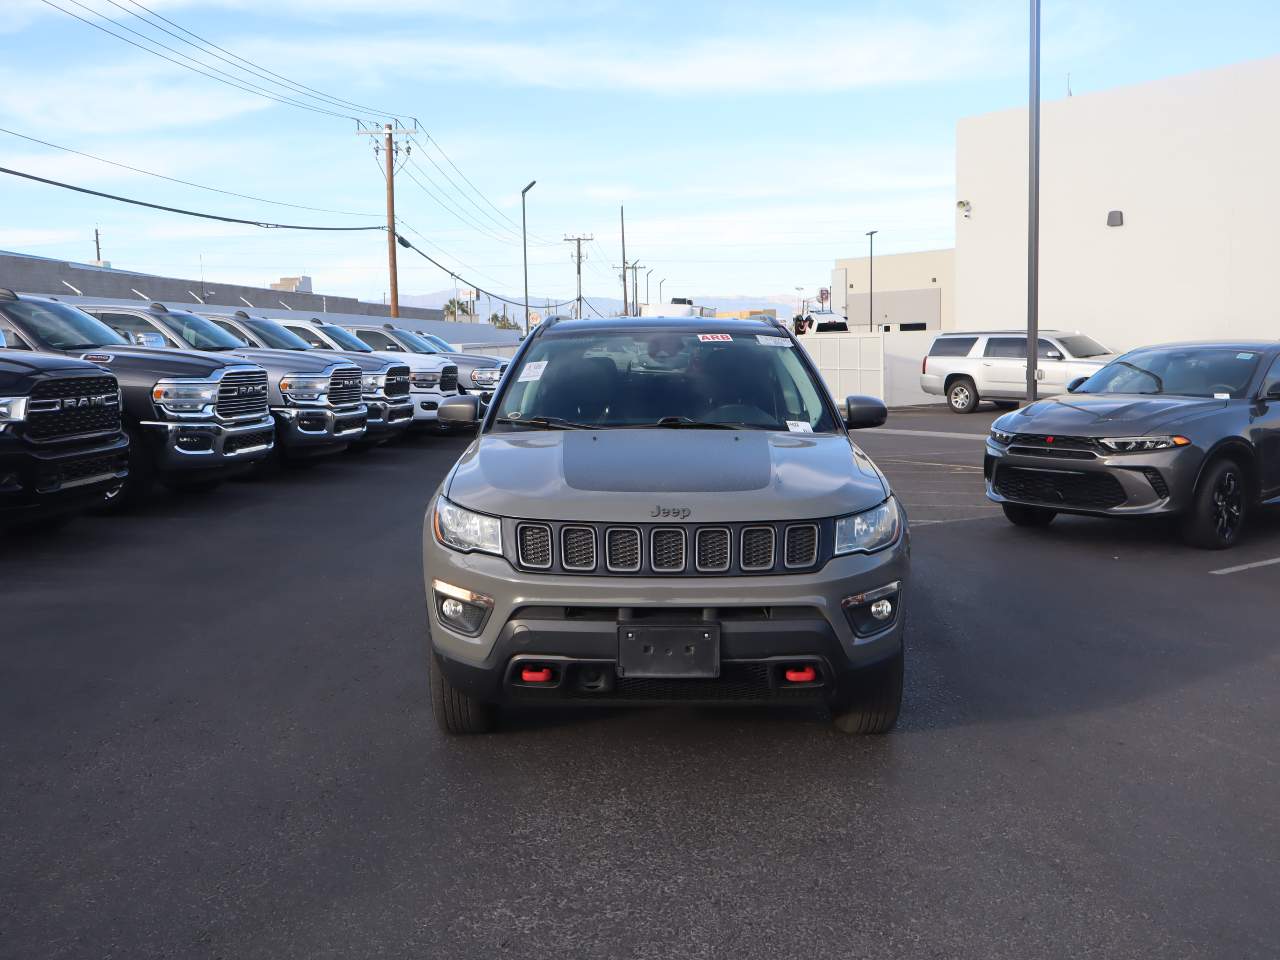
[955,55,1280,352]
[832,249,955,330]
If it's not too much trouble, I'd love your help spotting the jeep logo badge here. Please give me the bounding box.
[651,505,691,520]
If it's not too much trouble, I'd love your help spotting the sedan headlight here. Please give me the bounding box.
[411,371,442,388]
[990,427,1015,444]
[433,496,503,555]
[834,498,900,555]
[152,379,218,414]
[0,396,29,423]
[1097,435,1191,453]
[362,372,387,396]
[279,373,329,402]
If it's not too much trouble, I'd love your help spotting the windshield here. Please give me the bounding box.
[395,329,441,354]
[320,325,372,352]
[161,312,246,351]
[2,300,127,349]
[1075,347,1262,399]
[244,318,313,351]
[1058,334,1110,358]
[423,333,456,351]
[492,327,839,431]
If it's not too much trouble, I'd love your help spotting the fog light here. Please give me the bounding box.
[870,599,893,620]
[841,581,901,637]
[441,598,465,620]
[432,579,495,637]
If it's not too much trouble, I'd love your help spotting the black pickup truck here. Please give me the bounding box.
[0,291,275,504]
[0,350,130,527]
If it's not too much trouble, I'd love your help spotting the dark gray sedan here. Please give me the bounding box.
[985,341,1280,549]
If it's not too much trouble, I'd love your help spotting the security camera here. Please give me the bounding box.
[956,200,972,219]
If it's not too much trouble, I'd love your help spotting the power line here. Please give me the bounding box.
[0,125,380,217]
[401,159,519,246]
[0,165,386,231]
[408,136,524,242]
[396,232,574,310]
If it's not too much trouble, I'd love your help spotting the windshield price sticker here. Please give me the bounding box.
[518,360,548,382]
[697,333,733,342]
[1215,393,1231,399]
[786,420,814,433]
[756,335,791,347]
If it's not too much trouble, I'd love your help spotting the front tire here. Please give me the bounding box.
[830,647,903,735]
[429,653,496,735]
[947,377,979,414]
[1001,502,1057,527]
[1179,458,1249,550]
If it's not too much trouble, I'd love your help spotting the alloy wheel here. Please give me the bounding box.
[1212,470,1243,541]
[950,385,971,410]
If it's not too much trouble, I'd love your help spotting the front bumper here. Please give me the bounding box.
[362,397,415,437]
[0,432,130,521]
[423,504,910,705]
[410,388,448,423]
[984,438,1200,516]
[272,403,368,454]
[139,413,275,471]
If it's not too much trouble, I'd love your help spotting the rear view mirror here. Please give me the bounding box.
[438,395,483,429]
[1067,376,1088,393]
[844,395,887,430]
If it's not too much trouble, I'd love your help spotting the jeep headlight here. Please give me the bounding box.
[1097,435,1191,453]
[834,498,900,555]
[433,496,503,556]
[362,372,386,396]
[0,396,29,423]
[411,370,441,388]
[279,373,328,402]
[151,379,218,414]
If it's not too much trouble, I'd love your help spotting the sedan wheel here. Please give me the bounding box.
[947,378,978,414]
[1180,458,1249,550]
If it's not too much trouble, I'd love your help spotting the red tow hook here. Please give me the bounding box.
[521,666,553,683]
[784,665,817,683]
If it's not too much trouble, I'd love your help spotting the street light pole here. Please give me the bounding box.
[645,269,653,309]
[865,229,878,331]
[1026,0,1041,402]
[795,286,803,319]
[658,278,665,306]
[521,180,536,336]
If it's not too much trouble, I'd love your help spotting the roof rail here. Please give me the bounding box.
[309,317,324,325]
[148,301,169,313]
[234,309,251,319]
[382,322,395,330]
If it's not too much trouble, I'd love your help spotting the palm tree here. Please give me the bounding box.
[443,298,473,322]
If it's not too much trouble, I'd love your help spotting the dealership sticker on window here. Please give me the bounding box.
[517,360,548,382]
[1237,353,1255,360]
[1215,393,1231,399]
[756,335,791,347]
[697,333,733,342]
[786,420,814,433]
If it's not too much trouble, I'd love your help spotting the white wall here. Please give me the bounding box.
[832,249,955,330]
[955,56,1280,352]
[800,329,939,407]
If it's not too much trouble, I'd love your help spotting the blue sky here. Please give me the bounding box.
[2,0,1278,309]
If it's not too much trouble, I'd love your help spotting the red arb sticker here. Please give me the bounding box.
[697,333,733,342]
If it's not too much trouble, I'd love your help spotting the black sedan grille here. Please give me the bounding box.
[511,519,830,576]
[995,465,1127,510]
[26,375,121,440]
[439,366,459,393]
[216,369,269,419]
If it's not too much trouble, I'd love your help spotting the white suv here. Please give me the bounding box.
[920,330,1114,413]
[279,319,460,427]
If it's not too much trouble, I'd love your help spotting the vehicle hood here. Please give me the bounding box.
[445,351,504,367]
[445,429,889,523]
[998,393,1228,435]
[75,347,241,378]
[0,352,96,377]
[228,348,356,372]
[364,350,449,372]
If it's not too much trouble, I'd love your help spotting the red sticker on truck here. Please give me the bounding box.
[697,333,733,342]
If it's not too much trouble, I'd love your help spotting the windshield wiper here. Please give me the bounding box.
[635,416,744,430]
[1113,360,1163,392]
[494,415,593,430]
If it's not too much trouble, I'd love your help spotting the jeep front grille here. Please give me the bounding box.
[26,374,121,440]
[216,369,269,419]
[510,520,833,576]
[517,523,552,569]
[328,366,363,406]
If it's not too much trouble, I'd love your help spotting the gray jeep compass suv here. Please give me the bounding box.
[423,316,909,735]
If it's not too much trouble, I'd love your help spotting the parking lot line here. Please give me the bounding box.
[1209,556,1280,576]
[864,427,987,441]
[879,458,984,472]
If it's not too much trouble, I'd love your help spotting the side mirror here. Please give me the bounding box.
[1265,383,1280,401]
[844,395,887,430]
[1067,376,1088,393]
[1044,350,1063,361]
[438,395,483,429]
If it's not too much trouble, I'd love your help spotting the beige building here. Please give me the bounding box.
[831,248,954,331]
[954,55,1280,352]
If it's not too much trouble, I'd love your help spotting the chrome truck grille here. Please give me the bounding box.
[328,366,363,406]
[216,369,269,419]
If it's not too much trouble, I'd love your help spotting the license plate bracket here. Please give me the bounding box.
[617,624,720,678]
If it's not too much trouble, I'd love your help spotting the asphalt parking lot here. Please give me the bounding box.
[3,414,1278,960]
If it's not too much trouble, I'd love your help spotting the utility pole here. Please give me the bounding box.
[645,269,653,310]
[629,264,646,316]
[564,234,593,319]
[866,229,878,331]
[1026,0,1042,403]
[94,226,101,263]
[357,120,416,318]
[620,206,628,316]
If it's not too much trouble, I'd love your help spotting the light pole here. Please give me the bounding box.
[521,180,536,335]
[645,269,653,309]
[1026,0,1041,402]
[658,278,666,306]
[865,229,878,331]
